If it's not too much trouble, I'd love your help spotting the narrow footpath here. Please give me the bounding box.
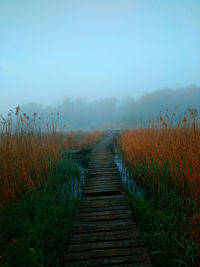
[67,131,151,266]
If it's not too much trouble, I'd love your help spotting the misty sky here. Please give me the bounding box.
[1,0,200,113]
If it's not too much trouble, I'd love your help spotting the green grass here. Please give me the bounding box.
[0,153,85,267]
[115,137,199,266]
[128,195,198,267]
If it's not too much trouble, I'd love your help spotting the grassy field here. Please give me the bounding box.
[0,108,103,266]
[119,109,200,266]
[1,106,199,266]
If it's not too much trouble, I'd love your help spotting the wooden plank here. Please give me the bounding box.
[68,247,149,261]
[88,167,118,171]
[78,199,126,207]
[90,159,115,161]
[76,209,131,217]
[85,181,122,185]
[85,178,122,184]
[88,171,119,174]
[87,174,120,179]
[88,170,119,174]
[103,264,151,267]
[88,164,116,167]
[78,202,127,210]
[84,184,122,189]
[83,194,125,200]
[83,186,122,192]
[69,239,144,252]
[78,198,128,208]
[83,190,122,197]
[86,176,121,180]
[68,257,151,267]
[83,185,122,191]
[77,205,129,213]
[83,190,122,196]
[82,195,125,201]
[83,189,123,195]
[90,152,113,155]
[85,176,122,181]
[83,184,122,189]
[88,164,116,168]
[85,178,122,183]
[83,186,123,192]
[88,172,119,175]
[86,175,121,179]
[70,229,140,244]
[90,155,114,158]
[90,160,114,162]
[84,181,122,186]
[71,221,136,234]
[76,213,131,223]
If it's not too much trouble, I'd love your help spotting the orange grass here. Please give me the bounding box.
[120,111,200,248]
[57,130,104,150]
[121,127,200,201]
[0,133,61,204]
[0,108,103,205]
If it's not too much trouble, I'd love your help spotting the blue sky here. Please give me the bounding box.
[1,0,200,113]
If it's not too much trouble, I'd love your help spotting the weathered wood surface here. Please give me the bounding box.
[66,131,151,266]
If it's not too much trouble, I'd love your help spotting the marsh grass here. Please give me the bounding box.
[0,154,79,266]
[119,108,200,266]
[0,107,103,205]
[128,195,198,267]
[0,107,103,266]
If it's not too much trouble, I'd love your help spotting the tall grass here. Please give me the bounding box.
[0,154,80,266]
[0,110,59,205]
[57,130,104,150]
[120,127,200,202]
[0,107,103,205]
[0,107,103,266]
[119,108,200,265]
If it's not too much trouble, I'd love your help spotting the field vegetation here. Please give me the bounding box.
[119,108,200,266]
[0,107,103,266]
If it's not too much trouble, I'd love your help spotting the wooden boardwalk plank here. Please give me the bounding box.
[70,229,140,244]
[69,239,144,252]
[68,247,149,261]
[77,205,129,213]
[66,131,151,266]
[87,172,120,178]
[84,180,122,185]
[83,186,122,192]
[85,177,121,181]
[77,209,131,218]
[71,219,136,234]
[76,213,131,222]
[70,256,151,267]
[83,190,122,197]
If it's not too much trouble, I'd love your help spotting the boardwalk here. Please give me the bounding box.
[67,131,151,266]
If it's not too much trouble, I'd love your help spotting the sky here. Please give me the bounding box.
[1,0,200,113]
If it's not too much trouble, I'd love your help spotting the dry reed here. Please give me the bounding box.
[120,108,200,246]
[0,108,103,205]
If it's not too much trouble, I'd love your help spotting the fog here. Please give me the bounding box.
[1,1,200,129]
[11,85,199,130]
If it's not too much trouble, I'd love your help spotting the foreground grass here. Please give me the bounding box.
[119,148,200,266]
[118,111,200,266]
[128,195,198,267]
[0,108,104,266]
[0,154,83,267]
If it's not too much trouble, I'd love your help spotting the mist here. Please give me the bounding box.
[12,85,199,130]
[1,1,200,129]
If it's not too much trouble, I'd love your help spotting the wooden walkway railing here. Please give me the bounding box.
[66,131,151,266]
